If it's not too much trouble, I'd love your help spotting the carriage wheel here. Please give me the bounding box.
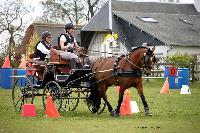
[42,81,62,112]
[87,97,106,114]
[85,87,106,114]
[12,77,34,112]
[61,88,80,111]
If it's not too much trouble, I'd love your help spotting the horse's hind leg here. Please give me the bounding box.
[102,94,119,117]
[136,84,152,116]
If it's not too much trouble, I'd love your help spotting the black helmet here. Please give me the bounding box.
[64,23,75,30]
[41,31,52,39]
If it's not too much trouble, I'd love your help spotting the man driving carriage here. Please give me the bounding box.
[58,23,82,69]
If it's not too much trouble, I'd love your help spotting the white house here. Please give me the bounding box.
[81,1,200,60]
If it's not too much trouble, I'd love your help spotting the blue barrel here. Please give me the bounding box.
[16,68,27,87]
[27,76,38,86]
[164,67,169,81]
[0,69,1,87]
[1,68,14,89]
[164,67,178,89]
[178,68,190,89]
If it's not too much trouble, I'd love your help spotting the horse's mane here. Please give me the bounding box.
[130,46,148,53]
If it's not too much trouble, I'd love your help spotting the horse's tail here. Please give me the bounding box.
[88,76,101,113]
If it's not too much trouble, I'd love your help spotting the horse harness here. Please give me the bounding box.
[112,55,142,86]
[92,48,154,85]
[92,55,142,85]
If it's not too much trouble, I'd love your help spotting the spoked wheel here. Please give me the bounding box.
[87,97,106,114]
[12,77,34,112]
[61,87,80,111]
[42,81,62,112]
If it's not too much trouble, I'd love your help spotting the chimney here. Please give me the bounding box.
[194,0,200,12]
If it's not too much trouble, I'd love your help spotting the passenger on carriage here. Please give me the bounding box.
[31,31,53,81]
[33,31,52,62]
[58,23,82,69]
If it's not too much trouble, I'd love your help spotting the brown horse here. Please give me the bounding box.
[89,47,156,117]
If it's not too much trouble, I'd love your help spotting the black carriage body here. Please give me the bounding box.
[12,57,105,114]
[64,69,92,88]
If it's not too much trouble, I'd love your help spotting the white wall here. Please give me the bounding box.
[153,45,171,57]
[151,45,200,58]
[88,32,200,61]
[194,0,200,12]
[88,32,128,58]
[147,45,200,63]
[168,46,200,57]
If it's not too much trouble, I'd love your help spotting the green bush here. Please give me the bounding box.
[165,52,196,68]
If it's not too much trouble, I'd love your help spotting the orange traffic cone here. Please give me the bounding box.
[160,77,170,94]
[18,58,27,68]
[120,90,132,116]
[21,104,36,117]
[45,93,60,118]
[2,55,11,68]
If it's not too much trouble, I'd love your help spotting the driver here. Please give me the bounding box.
[59,23,82,69]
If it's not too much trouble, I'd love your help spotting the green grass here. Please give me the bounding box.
[0,79,200,133]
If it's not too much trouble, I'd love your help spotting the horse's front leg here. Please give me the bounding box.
[136,83,152,116]
[140,93,152,116]
[115,89,125,114]
[102,94,119,117]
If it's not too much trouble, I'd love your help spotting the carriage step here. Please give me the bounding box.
[56,75,70,82]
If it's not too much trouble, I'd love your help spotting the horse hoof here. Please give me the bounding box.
[146,112,153,116]
[113,113,119,117]
[110,110,119,117]
[92,107,98,114]
[110,113,119,117]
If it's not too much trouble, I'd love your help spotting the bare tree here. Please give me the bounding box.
[0,0,33,62]
[41,0,84,24]
[87,0,101,20]
[41,0,106,24]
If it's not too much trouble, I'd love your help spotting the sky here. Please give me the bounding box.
[24,0,194,23]
[0,0,195,28]
[23,0,44,25]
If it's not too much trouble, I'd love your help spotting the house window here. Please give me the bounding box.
[179,18,193,25]
[137,16,158,23]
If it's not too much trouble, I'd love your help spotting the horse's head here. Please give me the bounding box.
[142,47,157,75]
[129,47,156,75]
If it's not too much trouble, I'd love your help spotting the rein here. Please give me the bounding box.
[88,50,119,56]
[124,56,141,69]
[91,47,154,85]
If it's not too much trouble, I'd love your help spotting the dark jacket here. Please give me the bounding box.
[34,41,51,60]
[58,33,75,49]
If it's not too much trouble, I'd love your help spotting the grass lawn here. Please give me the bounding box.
[0,79,200,133]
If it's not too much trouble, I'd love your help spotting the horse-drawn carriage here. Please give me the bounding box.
[12,46,156,117]
[12,48,106,114]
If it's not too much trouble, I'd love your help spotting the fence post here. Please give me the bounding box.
[190,62,195,83]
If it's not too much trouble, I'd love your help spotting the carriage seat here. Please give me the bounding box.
[49,48,70,65]
[28,53,45,80]
[28,53,45,65]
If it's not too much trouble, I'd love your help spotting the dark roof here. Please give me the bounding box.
[112,1,199,15]
[113,11,200,46]
[82,1,200,47]
[82,1,199,31]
